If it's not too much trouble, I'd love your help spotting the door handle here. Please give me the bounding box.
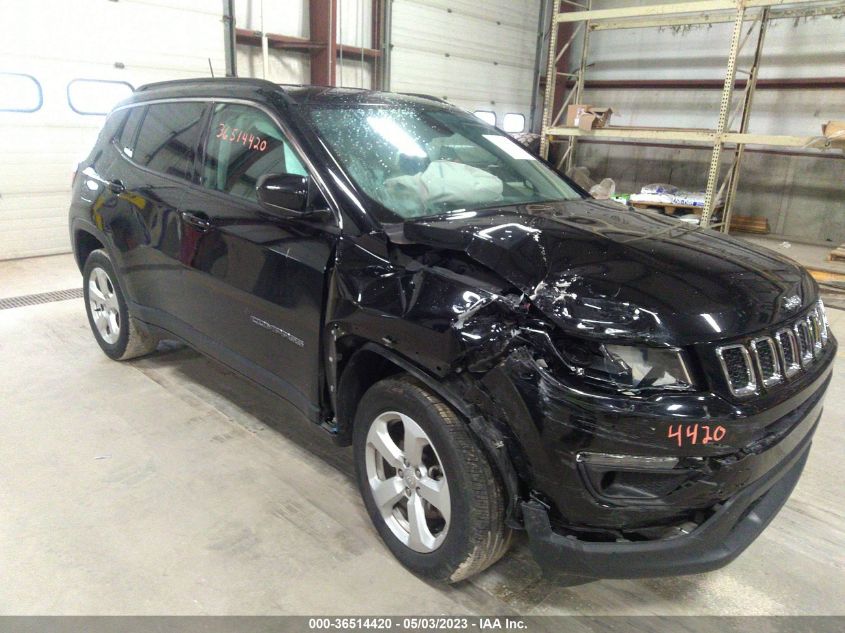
[181,211,212,230]
[107,179,125,194]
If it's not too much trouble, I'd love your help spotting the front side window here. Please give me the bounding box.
[131,102,206,180]
[202,103,307,201]
[308,106,581,222]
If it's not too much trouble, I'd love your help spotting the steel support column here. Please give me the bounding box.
[311,0,339,86]
[223,0,237,77]
[562,0,591,174]
[539,1,563,160]
[700,5,747,228]
[720,9,770,233]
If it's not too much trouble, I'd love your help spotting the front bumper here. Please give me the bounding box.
[522,419,812,580]
[473,332,834,579]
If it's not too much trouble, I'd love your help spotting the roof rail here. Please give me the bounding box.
[399,92,449,104]
[135,77,279,92]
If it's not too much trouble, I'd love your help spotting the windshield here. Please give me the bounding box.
[307,105,583,222]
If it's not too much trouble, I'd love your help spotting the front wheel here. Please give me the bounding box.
[353,376,512,582]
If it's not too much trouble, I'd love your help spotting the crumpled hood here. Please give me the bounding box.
[397,200,817,345]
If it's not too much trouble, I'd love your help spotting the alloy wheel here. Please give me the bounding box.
[364,411,451,553]
[88,266,121,345]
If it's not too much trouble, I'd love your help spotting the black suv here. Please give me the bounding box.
[69,78,835,584]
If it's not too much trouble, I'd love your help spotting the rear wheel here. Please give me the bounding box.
[83,249,157,360]
[353,376,512,582]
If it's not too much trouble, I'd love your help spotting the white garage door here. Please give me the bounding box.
[389,0,541,133]
[0,0,226,261]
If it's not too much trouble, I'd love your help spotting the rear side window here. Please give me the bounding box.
[202,103,306,201]
[131,102,207,180]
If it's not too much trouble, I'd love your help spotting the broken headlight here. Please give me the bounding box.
[557,338,695,392]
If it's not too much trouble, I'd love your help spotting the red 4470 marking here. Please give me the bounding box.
[667,423,726,447]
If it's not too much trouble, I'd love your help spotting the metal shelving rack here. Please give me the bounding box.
[539,0,845,231]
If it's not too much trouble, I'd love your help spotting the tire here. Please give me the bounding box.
[82,249,157,361]
[353,376,512,583]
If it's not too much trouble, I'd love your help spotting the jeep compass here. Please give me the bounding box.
[69,78,836,583]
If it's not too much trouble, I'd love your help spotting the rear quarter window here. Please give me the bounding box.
[98,110,128,147]
[117,106,145,159]
[131,102,207,180]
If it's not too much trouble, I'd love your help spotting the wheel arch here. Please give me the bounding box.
[73,226,106,272]
[334,340,473,446]
[334,339,523,526]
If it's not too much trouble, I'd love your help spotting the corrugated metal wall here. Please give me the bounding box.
[0,0,225,260]
[389,0,542,129]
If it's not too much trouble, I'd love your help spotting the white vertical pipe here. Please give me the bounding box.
[338,0,344,86]
[261,0,270,79]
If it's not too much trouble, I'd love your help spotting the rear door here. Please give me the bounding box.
[174,101,337,419]
[107,101,207,315]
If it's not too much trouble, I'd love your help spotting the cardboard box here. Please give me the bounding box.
[822,121,845,149]
[566,104,613,131]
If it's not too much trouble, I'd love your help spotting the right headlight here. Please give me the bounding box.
[603,344,694,391]
[557,338,695,393]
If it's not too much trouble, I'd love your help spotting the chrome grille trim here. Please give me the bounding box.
[808,311,823,357]
[750,336,783,388]
[793,320,814,366]
[715,344,757,397]
[817,300,829,345]
[716,304,831,399]
[775,328,801,379]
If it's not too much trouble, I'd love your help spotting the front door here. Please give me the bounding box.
[174,102,336,419]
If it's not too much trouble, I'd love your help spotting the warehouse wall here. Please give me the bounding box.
[234,0,310,84]
[389,0,542,129]
[234,0,542,127]
[234,0,373,88]
[0,0,225,260]
[568,1,845,244]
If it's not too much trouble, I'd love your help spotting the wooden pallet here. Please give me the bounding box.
[630,201,708,216]
[630,201,769,233]
[729,215,770,234]
[829,244,845,263]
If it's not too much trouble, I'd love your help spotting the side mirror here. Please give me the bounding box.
[256,173,309,214]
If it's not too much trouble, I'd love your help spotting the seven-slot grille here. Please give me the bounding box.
[716,300,831,398]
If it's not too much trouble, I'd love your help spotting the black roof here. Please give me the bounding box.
[131,77,453,109]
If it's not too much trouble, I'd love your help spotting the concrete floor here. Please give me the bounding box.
[742,235,845,277]
[1,254,844,615]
